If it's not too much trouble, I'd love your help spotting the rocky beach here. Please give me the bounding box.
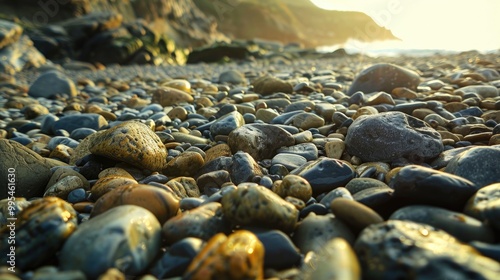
[1,0,500,279]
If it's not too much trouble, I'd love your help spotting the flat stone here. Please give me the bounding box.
[345,177,389,195]
[89,121,167,171]
[331,198,384,234]
[228,123,295,161]
[390,165,478,211]
[456,85,499,99]
[346,112,443,163]
[60,205,161,279]
[291,158,356,196]
[354,220,500,279]
[289,112,325,130]
[277,143,318,161]
[91,184,179,224]
[219,69,246,84]
[210,111,244,137]
[0,139,54,199]
[221,183,298,232]
[152,87,194,106]
[444,146,500,188]
[183,231,264,279]
[348,63,421,95]
[28,71,76,99]
[0,197,77,270]
[390,205,495,243]
[53,114,107,134]
[162,202,230,244]
[271,153,307,171]
[252,75,292,95]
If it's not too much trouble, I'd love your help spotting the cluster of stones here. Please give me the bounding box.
[0,51,500,279]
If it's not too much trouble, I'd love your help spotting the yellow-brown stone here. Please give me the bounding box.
[184,230,264,280]
[90,175,138,200]
[152,87,194,106]
[272,175,312,203]
[89,121,167,171]
[163,151,205,177]
[165,176,201,199]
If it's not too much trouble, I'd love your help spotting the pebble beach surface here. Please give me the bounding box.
[1,51,500,279]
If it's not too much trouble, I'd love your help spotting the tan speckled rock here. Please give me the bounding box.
[152,86,194,106]
[89,121,167,171]
[90,175,138,200]
[69,130,105,165]
[324,139,346,159]
[163,152,205,177]
[222,183,298,232]
[165,177,201,199]
[205,143,232,163]
[272,175,312,203]
[184,231,264,280]
[252,75,292,95]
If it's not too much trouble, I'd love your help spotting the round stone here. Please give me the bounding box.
[60,205,161,279]
[221,183,298,233]
[152,87,194,106]
[464,183,500,220]
[164,151,205,177]
[347,63,421,95]
[28,70,77,98]
[272,174,312,202]
[252,75,293,95]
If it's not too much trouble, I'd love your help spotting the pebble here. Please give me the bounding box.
[344,177,389,195]
[91,184,179,224]
[218,69,246,84]
[0,139,54,199]
[271,153,307,171]
[252,75,293,95]
[163,202,231,244]
[88,120,167,171]
[209,111,244,137]
[390,205,495,243]
[53,114,107,134]
[346,112,443,163]
[60,205,161,279]
[324,138,345,159]
[0,197,77,270]
[331,198,384,235]
[152,86,194,106]
[221,183,298,232]
[272,174,312,202]
[43,175,85,199]
[444,146,500,188]
[277,142,318,161]
[347,63,421,95]
[464,183,500,220]
[228,123,295,161]
[149,238,205,279]
[230,151,263,184]
[302,238,360,280]
[165,177,200,199]
[355,220,500,279]
[293,213,355,253]
[183,230,264,279]
[251,229,301,269]
[291,158,356,196]
[164,151,205,177]
[28,70,77,98]
[390,165,478,211]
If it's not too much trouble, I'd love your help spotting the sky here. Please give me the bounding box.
[309,0,500,52]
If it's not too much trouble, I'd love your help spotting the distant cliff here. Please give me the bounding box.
[193,0,398,48]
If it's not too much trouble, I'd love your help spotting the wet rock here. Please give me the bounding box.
[252,75,292,95]
[272,174,312,202]
[0,20,22,49]
[60,205,161,279]
[0,139,54,199]
[228,123,295,161]
[164,151,205,177]
[354,220,500,279]
[464,183,500,220]
[348,63,421,95]
[152,87,194,106]
[252,229,301,269]
[293,213,355,253]
[221,184,298,232]
[345,178,389,195]
[390,165,478,210]
[319,187,353,207]
[196,170,231,196]
[230,151,263,185]
[291,158,356,196]
[90,175,137,200]
[183,231,264,280]
[210,111,245,137]
[302,238,361,280]
[89,121,167,171]
[28,71,77,98]
[444,146,500,188]
[0,197,77,270]
[91,184,179,224]
[53,114,108,134]
[149,238,205,279]
[345,112,443,162]
[277,143,318,161]
[390,205,495,243]
[43,175,85,199]
[331,198,384,235]
[162,202,230,244]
